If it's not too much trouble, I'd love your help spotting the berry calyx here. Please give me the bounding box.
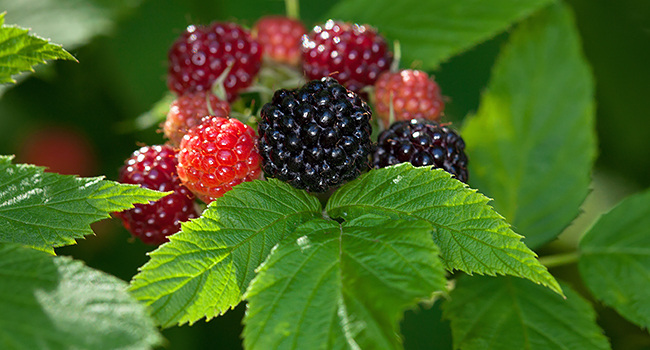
[163,91,230,146]
[374,69,445,128]
[177,116,262,203]
[302,20,392,94]
[252,16,306,66]
[115,145,198,245]
[167,22,262,102]
[258,77,372,193]
[373,119,468,183]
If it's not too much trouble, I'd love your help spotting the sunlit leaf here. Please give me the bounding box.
[130,179,322,327]
[462,3,595,248]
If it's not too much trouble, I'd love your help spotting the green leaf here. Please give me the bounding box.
[0,0,142,50]
[0,12,76,84]
[461,2,595,249]
[244,215,446,350]
[0,243,162,350]
[327,164,561,295]
[579,188,650,329]
[0,155,167,252]
[443,276,610,350]
[129,179,322,328]
[116,92,175,133]
[326,0,553,70]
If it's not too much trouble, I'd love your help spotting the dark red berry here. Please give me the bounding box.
[167,22,262,102]
[177,116,262,204]
[252,16,306,66]
[374,69,445,128]
[373,119,468,183]
[302,20,392,94]
[258,77,372,192]
[163,91,231,146]
[18,127,96,176]
[115,145,198,245]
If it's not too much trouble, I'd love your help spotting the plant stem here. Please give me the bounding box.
[538,251,580,268]
[285,0,300,19]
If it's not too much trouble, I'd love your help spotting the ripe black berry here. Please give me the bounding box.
[258,77,372,192]
[373,119,468,183]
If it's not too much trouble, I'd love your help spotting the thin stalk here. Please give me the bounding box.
[285,0,300,19]
[538,251,580,268]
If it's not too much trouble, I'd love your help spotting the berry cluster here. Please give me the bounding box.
[373,119,468,183]
[374,69,445,127]
[302,20,393,94]
[115,13,467,244]
[167,22,261,102]
[177,116,261,203]
[259,77,372,192]
[115,145,198,245]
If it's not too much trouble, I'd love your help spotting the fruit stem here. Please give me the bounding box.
[390,40,401,72]
[388,91,395,128]
[285,0,300,19]
[205,91,215,116]
[538,251,580,268]
[211,61,235,101]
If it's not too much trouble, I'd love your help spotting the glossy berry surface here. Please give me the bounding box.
[252,16,306,66]
[374,69,445,127]
[177,116,261,204]
[258,77,372,192]
[163,91,231,146]
[167,22,262,102]
[116,145,198,245]
[302,20,392,94]
[373,119,468,183]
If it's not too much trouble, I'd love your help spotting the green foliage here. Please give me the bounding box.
[0,0,142,49]
[243,215,446,350]
[0,243,162,350]
[443,276,610,350]
[0,13,76,84]
[579,188,650,329]
[327,164,561,295]
[461,2,595,249]
[129,179,322,328]
[0,155,167,252]
[326,0,554,69]
[2,0,646,349]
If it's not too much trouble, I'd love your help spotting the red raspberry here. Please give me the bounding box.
[302,19,392,94]
[177,116,262,204]
[374,69,445,128]
[167,22,262,102]
[163,91,231,146]
[115,145,198,245]
[252,16,306,66]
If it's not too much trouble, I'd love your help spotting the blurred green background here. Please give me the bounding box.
[1,0,649,349]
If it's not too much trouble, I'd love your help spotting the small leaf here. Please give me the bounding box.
[325,0,554,69]
[461,2,595,249]
[243,215,446,350]
[0,155,167,252]
[0,243,162,350]
[327,164,561,295]
[0,12,76,84]
[129,179,322,328]
[579,188,650,329]
[116,92,175,133]
[443,276,610,350]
